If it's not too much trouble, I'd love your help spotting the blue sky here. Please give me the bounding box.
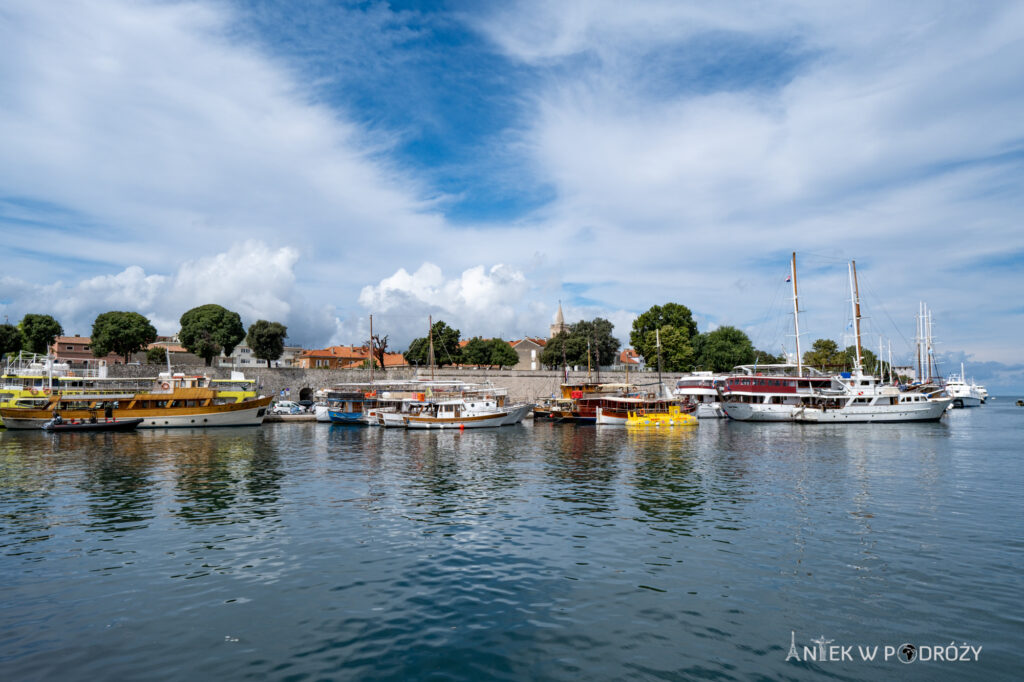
[1,1,1023,391]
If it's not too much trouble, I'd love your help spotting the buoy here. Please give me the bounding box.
[459,423,465,431]
[161,382,170,390]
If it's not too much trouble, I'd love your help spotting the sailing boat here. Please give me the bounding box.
[791,261,953,422]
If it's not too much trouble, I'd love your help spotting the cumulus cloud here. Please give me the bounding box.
[0,242,341,347]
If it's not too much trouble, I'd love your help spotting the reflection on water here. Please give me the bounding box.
[1,409,1021,681]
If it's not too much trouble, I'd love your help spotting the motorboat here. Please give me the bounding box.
[42,417,144,433]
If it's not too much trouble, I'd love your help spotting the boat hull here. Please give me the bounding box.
[793,398,952,422]
[722,402,798,421]
[405,412,509,429]
[42,418,144,432]
[1,397,270,430]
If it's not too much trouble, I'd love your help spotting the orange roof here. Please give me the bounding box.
[511,337,547,348]
[54,336,91,344]
[620,349,642,365]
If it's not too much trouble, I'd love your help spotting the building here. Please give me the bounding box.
[216,343,305,369]
[295,345,408,370]
[50,335,124,369]
[549,302,567,338]
[619,348,644,368]
[509,337,547,371]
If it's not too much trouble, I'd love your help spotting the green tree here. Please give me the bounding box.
[802,339,842,369]
[90,311,158,364]
[0,323,22,360]
[630,303,698,370]
[403,320,461,367]
[460,337,491,366]
[146,346,168,364]
[694,325,756,372]
[19,313,63,354]
[179,304,246,366]
[246,320,288,368]
[540,318,619,368]
[488,338,519,368]
[753,348,786,364]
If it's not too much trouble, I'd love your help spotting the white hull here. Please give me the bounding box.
[952,396,982,408]
[314,405,332,422]
[792,398,951,422]
[405,412,509,429]
[595,407,627,425]
[722,402,799,421]
[695,403,725,419]
[500,403,532,425]
[3,403,267,430]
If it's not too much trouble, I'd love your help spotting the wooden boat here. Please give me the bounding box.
[0,388,271,430]
[42,418,144,433]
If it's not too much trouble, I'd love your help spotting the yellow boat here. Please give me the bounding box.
[625,404,698,427]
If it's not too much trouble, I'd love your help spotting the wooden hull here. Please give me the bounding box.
[405,411,509,429]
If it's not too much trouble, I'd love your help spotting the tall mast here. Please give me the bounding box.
[594,329,601,383]
[369,314,374,384]
[916,302,923,382]
[791,252,802,376]
[428,315,435,381]
[848,260,863,372]
[887,340,893,385]
[586,337,591,380]
[926,306,934,382]
[878,336,883,377]
[656,327,663,392]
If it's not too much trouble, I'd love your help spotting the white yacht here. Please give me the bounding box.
[946,363,983,408]
[791,370,952,422]
[674,372,727,418]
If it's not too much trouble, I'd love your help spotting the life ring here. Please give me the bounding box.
[161,382,170,390]
[30,388,38,395]
[42,388,51,395]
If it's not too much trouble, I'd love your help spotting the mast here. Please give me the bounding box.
[594,329,601,383]
[888,340,893,385]
[656,328,663,392]
[926,306,934,382]
[586,337,592,380]
[916,303,922,382]
[791,252,802,376]
[428,315,435,381]
[848,260,863,372]
[369,314,374,384]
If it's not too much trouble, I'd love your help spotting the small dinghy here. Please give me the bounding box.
[41,418,144,433]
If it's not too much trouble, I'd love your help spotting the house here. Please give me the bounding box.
[296,345,408,369]
[510,337,547,371]
[618,349,645,369]
[217,343,305,368]
[50,335,124,368]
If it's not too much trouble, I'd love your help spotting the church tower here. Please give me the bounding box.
[549,301,567,338]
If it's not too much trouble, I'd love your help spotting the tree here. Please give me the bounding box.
[694,326,756,372]
[488,339,519,368]
[403,320,461,367]
[540,318,620,368]
[630,303,698,370]
[246,320,288,368]
[803,339,842,369]
[460,337,492,366]
[371,333,389,372]
[90,311,158,364]
[179,304,246,366]
[146,346,168,365]
[0,323,22,360]
[753,348,786,364]
[19,314,63,354]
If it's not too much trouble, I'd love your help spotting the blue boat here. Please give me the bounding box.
[326,391,377,425]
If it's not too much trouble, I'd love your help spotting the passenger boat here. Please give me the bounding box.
[0,386,271,429]
[42,417,144,433]
[674,372,727,418]
[625,404,698,427]
[718,365,834,421]
[403,396,510,429]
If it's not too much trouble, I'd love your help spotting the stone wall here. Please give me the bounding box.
[106,364,682,402]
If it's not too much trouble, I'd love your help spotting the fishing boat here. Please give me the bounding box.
[625,404,697,427]
[0,385,271,429]
[41,417,144,433]
[403,396,510,429]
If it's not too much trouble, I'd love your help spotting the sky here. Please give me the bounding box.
[2,0,1023,391]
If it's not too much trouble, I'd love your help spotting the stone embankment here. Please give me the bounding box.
[107,365,686,402]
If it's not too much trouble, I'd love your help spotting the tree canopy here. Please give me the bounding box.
[246,320,288,368]
[630,303,698,371]
[0,323,22,360]
[693,325,756,372]
[462,337,520,367]
[90,311,157,363]
[19,314,63,354]
[540,318,619,368]
[146,346,168,365]
[802,338,842,369]
[179,304,246,366]
[403,320,461,367]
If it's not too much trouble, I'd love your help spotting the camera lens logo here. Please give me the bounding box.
[898,643,917,664]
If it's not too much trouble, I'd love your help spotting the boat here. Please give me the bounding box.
[41,417,144,433]
[946,363,983,408]
[718,364,834,421]
[0,385,271,429]
[625,404,698,427]
[403,396,510,429]
[674,372,727,418]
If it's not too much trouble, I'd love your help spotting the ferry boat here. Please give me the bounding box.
[718,365,834,421]
[0,384,271,429]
